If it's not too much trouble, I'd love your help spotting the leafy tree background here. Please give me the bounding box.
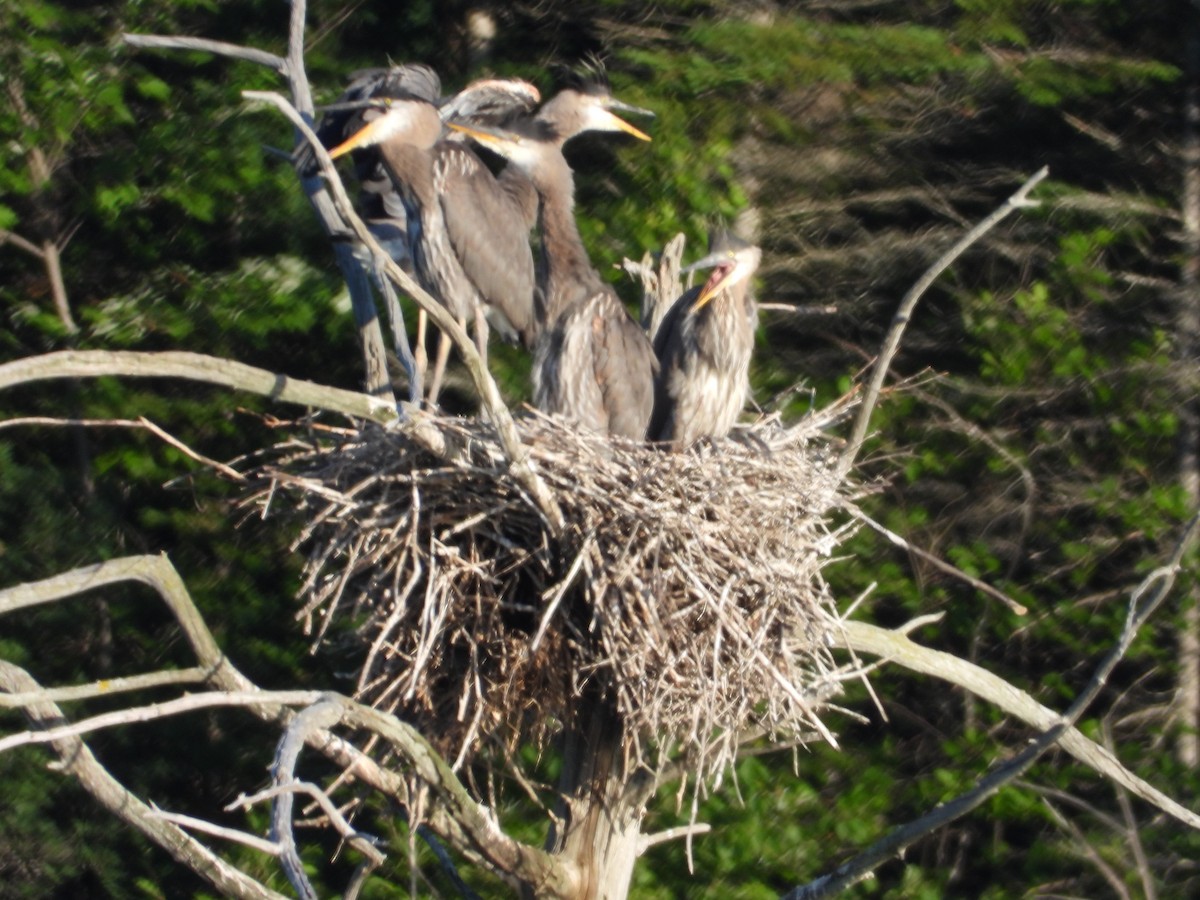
[2,0,1197,896]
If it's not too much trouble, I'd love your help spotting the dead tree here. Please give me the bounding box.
[2,3,1199,899]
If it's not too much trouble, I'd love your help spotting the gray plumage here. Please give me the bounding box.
[331,92,541,358]
[649,230,761,448]
[456,119,656,438]
[308,65,443,265]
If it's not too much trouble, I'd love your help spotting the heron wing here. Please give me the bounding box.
[647,288,697,443]
[436,144,536,345]
[589,291,656,439]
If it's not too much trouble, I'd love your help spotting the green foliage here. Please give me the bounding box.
[2,0,1198,897]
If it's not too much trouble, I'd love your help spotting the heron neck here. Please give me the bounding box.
[534,154,599,323]
[377,142,435,208]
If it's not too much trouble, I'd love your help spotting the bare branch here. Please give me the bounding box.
[1040,798,1133,900]
[0,349,398,424]
[0,666,210,707]
[848,506,1029,615]
[0,227,45,259]
[0,415,246,480]
[0,689,324,754]
[126,5,395,402]
[797,515,1200,897]
[329,696,580,897]
[1105,724,1158,900]
[637,823,712,855]
[269,698,343,900]
[122,33,286,72]
[829,623,1200,829]
[150,806,282,856]
[0,661,288,900]
[838,166,1049,480]
[230,782,384,868]
[0,556,246,684]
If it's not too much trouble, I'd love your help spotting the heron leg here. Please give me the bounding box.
[415,309,430,407]
[424,316,458,409]
[473,304,490,373]
[378,275,422,404]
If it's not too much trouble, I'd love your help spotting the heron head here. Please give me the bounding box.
[576,93,654,141]
[683,234,762,312]
[445,119,551,172]
[328,99,438,158]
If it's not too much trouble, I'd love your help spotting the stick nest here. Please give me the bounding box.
[243,408,852,780]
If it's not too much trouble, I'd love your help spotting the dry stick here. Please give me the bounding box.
[241,89,564,531]
[637,823,712,855]
[847,506,1028,615]
[0,666,210,707]
[1039,798,1133,900]
[0,350,396,423]
[0,415,246,480]
[914,386,1037,580]
[122,34,285,70]
[792,514,1200,899]
[1103,721,1159,900]
[231,782,383,865]
[0,689,323,754]
[0,661,288,900]
[837,166,1049,481]
[150,807,283,857]
[829,622,1200,830]
[0,227,47,259]
[0,556,575,897]
[125,12,396,403]
[0,350,464,462]
[270,698,346,900]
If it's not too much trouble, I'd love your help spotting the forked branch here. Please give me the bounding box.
[0,556,574,897]
[838,166,1049,479]
[804,514,1200,897]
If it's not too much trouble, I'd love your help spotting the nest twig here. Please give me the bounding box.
[242,402,855,784]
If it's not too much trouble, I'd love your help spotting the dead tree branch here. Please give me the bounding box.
[848,506,1028,615]
[124,0,395,400]
[799,514,1200,897]
[0,555,576,897]
[121,33,285,71]
[0,661,287,900]
[0,349,397,423]
[0,666,211,707]
[838,166,1049,480]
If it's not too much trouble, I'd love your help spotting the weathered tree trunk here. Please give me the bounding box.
[1177,21,1200,768]
[544,697,651,900]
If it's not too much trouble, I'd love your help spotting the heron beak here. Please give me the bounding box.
[329,115,388,159]
[685,247,760,312]
[597,108,652,142]
[329,103,420,158]
[690,263,735,312]
[446,121,512,149]
[605,97,656,120]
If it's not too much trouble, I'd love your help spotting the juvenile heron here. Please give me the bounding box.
[329,80,541,403]
[648,231,761,448]
[302,65,445,400]
[450,114,657,439]
[310,65,443,266]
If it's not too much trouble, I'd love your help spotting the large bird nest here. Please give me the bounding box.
[242,404,855,782]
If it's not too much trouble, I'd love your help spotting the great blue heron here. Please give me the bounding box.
[302,65,445,400]
[648,230,761,448]
[450,114,657,438]
[311,65,443,266]
[328,79,542,404]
